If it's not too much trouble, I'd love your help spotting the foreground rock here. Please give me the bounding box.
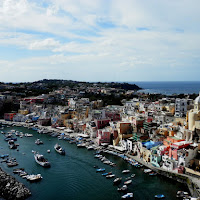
[0,167,31,200]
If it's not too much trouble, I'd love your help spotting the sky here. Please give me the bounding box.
[0,0,200,82]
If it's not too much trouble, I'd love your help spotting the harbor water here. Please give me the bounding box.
[0,126,189,200]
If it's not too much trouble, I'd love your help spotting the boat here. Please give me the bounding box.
[26,174,42,182]
[7,161,18,167]
[54,144,65,155]
[102,172,112,176]
[121,193,133,199]
[113,177,122,185]
[13,168,25,174]
[155,194,165,199]
[124,179,132,185]
[122,170,130,174]
[149,172,157,176]
[25,133,33,137]
[131,174,136,178]
[144,169,152,173]
[34,152,50,167]
[106,174,115,178]
[176,191,189,198]
[96,168,105,172]
[47,149,51,153]
[117,185,128,192]
[35,139,43,145]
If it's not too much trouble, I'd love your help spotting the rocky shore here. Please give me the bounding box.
[0,167,31,200]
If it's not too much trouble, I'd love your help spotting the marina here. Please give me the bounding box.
[0,125,191,200]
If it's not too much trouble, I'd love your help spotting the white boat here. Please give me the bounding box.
[106,174,115,178]
[144,169,152,173]
[122,170,130,174]
[35,139,43,145]
[124,179,132,185]
[25,133,33,137]
[117,185,128,191]
[34,152,50,167]
[54,144,65,155]
[121,193,133,199]
[26,174,42,181]
[113,177,122,185]
[47,149,51,153]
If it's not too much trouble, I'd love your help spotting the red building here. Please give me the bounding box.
[96,130,111,145]
[95,119,110,129]
[4,113,16,121]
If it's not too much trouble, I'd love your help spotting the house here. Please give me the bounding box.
[4,113,16,121]
[96,129,111,145]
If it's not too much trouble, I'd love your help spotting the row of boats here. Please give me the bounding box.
[13,168,42,182]
[95,166,135,199]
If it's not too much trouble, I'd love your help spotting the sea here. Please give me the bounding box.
[0,126,189,200]
[129,81,200,95]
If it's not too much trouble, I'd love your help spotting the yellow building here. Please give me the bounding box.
[18,109,29,115]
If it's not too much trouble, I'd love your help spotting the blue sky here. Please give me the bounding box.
[0,0,200,82]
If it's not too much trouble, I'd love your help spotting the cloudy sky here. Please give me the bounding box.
[0,0,200,82]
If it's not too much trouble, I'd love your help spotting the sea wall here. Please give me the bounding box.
[0,167,31,200]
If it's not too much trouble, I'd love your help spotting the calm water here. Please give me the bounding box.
[0,126,188,200]
[130,81,200,95]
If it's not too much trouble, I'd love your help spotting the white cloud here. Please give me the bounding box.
[0,0,200,81]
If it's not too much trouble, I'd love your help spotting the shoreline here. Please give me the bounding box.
[1,119,200,198]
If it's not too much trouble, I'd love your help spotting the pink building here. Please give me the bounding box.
[105,112,121,121]
[96,130,111,145]
[169,141,192,160]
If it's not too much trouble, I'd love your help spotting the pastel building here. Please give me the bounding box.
[96,129,111,145]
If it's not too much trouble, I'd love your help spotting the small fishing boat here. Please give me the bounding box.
[113,177,122,185]
[121,193,133,199]
[131,174,135,178]
[102,172,112,176]
[149,172,157,176]
[7,161,18,167]
[34,152,50,167]
[122,170,130,174]
[106,174,115,178]
[47,149,51,153]
[124,179,132,185]
[96,168,105,172]
[35,139,43,145]
[155,194,165,199]
[54,144,65,155]
[26,174,43,182]
[144,169,152,173]
[117,185,128,192]
[13,168,25,174]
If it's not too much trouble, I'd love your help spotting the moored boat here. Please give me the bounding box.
[96,168,105,172]
[121,193,133,199]
[122,170,130,174]
[118,185,128,192]
[54,144,65,155]
[113,177,122,185]
[124,179,132,185]
[106,174,115,178]
[34,152,50,167]
[155,194,165,199]
[26,174,43,182]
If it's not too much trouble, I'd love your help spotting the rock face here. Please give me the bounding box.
[0,167,31,200]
